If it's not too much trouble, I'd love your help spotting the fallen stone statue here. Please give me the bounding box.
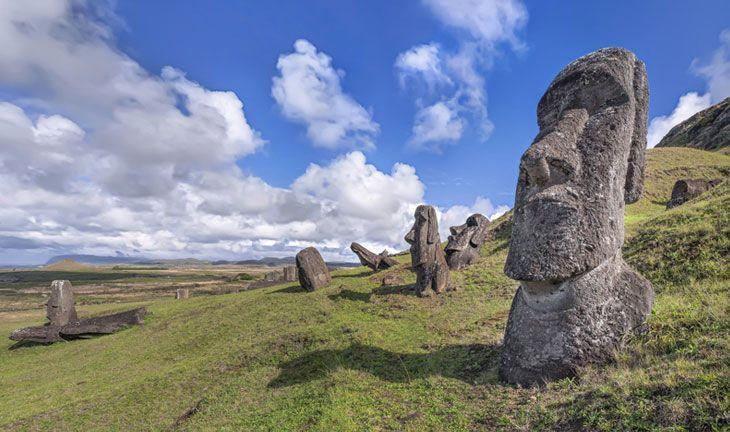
[500,47,655,386]
[445,213,490,270]
[666,178,723,209]
[350,242,399,271]
[10,280,146,344]
[404,205,450,296]
[296,247,331,291]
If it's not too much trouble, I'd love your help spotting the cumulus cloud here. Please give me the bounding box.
[272,39,379,149]
[647,29,730,147]
[396,0,526,151]
[438,196,509,240]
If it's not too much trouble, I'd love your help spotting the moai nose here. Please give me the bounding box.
[526,156,550,187]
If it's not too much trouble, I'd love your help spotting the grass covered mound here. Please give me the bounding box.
[0,148,727,431]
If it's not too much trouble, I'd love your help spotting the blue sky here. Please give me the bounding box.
[0,0,728,264]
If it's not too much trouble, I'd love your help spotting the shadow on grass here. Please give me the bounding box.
[372,283,417,297]
[328,289,371,303]
[269,342,501,387]
[267,284,306,294]
[8,340,53,350]
[327,284,418,303]
[333,269,374,278]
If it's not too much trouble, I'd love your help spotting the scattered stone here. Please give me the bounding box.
[295,247,331,291]
[380,274,404,286]
[445,213,490,270]
[501,48,654,386]
[666,178,723,209]
[656,97,729,150]
[46,280,77,326]
[175,288,190,300]
[404,205,450,297]
[350,242,399,271]
[10,280,146,344]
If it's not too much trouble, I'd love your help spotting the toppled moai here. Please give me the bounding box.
[404,205,450,297]
[10,280,146,344]
[501,48,655,386]
[295,247,331,291]
[445,213,490,270]
[666,178,723,209]
[350,242,399,271]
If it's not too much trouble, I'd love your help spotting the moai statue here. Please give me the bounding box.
[445,213,490,270]
[282,265,297,282]
[350,242,399,271]
[500,48,654,386]
[404,205,450,297]
[295,247,332,291]
[175,288,190,300]
[666,178,723,209]
[47,280,77,326]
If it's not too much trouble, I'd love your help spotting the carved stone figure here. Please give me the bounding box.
[46,280,77,326]
[666,178,723,209]
[445,213,490,270]
[501,48,655,386]
[282,265,297,282]
[350,242,399,271]
[175,288,190,300]
[404,205,450,296]
[295,247,331,291]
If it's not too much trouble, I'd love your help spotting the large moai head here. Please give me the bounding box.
[505,47,649,282]
[404,205,440,266]
[445,213,490,270]
[295,247,331,291]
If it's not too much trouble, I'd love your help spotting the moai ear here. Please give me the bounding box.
[427,206,438,244]
[625,57,648,204]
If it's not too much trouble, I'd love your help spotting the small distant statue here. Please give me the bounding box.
[295,247,331,291]
[350,242,399,271]
[404,205,450,297]
[445,213,490,270]
[666,178,722,209]
[46,279,77,326]
[500,48,654,386]
[175,288,190,300]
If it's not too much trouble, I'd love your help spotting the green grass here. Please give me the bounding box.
[0,148,727,431]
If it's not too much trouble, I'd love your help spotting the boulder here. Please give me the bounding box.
[295,247,331,291]
[404,205,450,296]
[666,178,723,209]
[501,48,654,386]
[445,213,490,270]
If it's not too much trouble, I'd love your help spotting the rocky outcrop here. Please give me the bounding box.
[666,178,723,208]
[445,213,490,270]
[404,205,450,297]
[295,247,331,291]
[656,97,729,150]
[501,48,654,386]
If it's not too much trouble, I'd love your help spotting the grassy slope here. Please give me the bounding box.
[0,148,728,431]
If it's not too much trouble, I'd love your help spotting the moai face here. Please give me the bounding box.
[404,205,439,267]
[445,213,489,254]
[505,48,648,282]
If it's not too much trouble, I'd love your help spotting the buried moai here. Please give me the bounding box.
[445,213,490,270]
[350,242,399,271]
[10,280,146,344]
[666,178,723,209]
[404,205,450,297]
[500,48,655,386]
[295,247,331,291]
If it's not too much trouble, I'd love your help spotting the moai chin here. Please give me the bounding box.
[500,48,654,386]
[445,213,490,270]
[46,280,77,326]
[404,205,450,297]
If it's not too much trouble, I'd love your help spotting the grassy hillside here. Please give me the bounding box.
[0,148,728,431]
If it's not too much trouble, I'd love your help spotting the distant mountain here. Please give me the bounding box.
[46,254,145,266]
[46,254,359,268]
[656,97,729,150]
[43,258,93,271]
[212,256,359,268]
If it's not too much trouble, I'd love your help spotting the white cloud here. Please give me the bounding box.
[272,39,379,149]
[396,0,526,151]
[438,196,510,240]
[647,29,730,147]
[409,101,464,151]
[647,92,712,148]
[422,0,528,50]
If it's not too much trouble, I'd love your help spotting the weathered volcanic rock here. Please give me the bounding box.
[501,48,654,386]
[445,213,490,270]
[282,265,297,282]
[404,205,450,297]
[46,280,77,326]
[176,288,190,299]
[295,247,331,291]
[350,242,398,271]
[656,97,730,150]
[666,178,723,209]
